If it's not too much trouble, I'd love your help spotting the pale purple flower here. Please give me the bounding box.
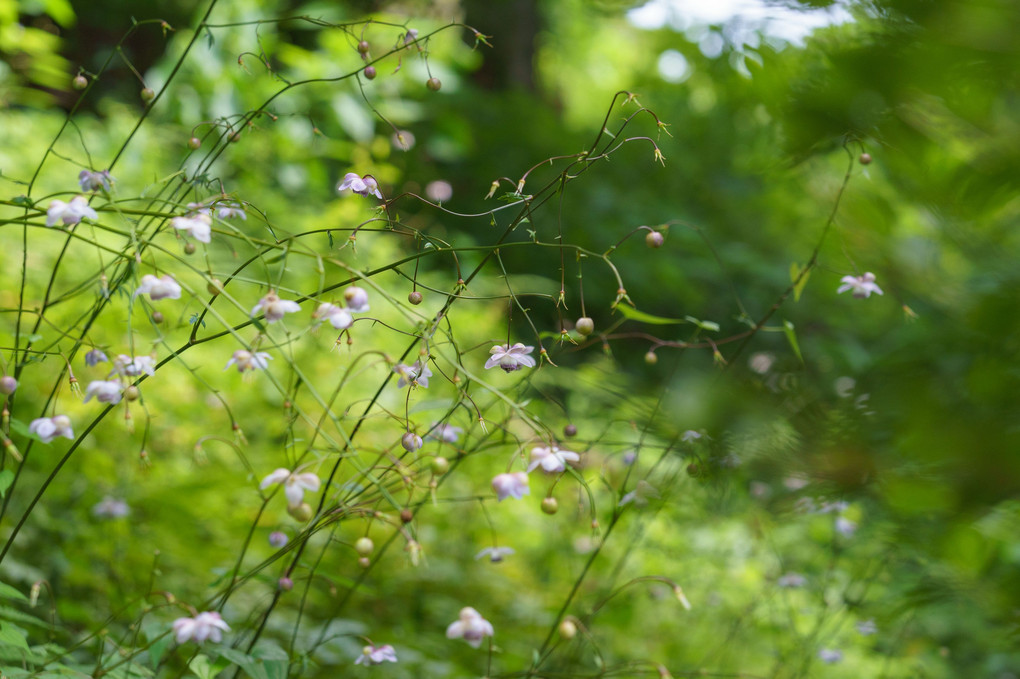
[818,649,843,664]
[251,291,301,323]
[426,180,453,203]
[186,201,211,216]
[681,430,702,443]
[777,572,807,588]
[343,286,370,313]
[856,619,877,635]
[622,450,638,466]
[395,361,431,389]
[0,376,17,395]
[428,423,462,443]
[78,169,113,192]
[403,28,419,45]
[337,172,382,199]
[817,500,850,515]
[491,472,529,501]
[401,432,423,452]
[837,272,883,299]
[46,196,97,226]
[475,546,515,563]
[171,213,212,243]
[224,350,272,373]
[172,612,230,644]
[527,445,579,474]
[268,531,289,548]
[313,303,353,330]
[485,343,536,373]
[29,415,74,443]
[445,607,493,648]
[84,380,123,404]
[85,348,109,366]
[354,644,397,666]
[111,354,155,378]
[835,516,858,537]
[260,468,321,508]
[92,496,130,518]
[215,202,246,220]
[136,274,182,301]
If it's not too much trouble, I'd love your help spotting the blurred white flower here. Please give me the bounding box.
[172,612,230,644]
[837,272,883,298]
[475,546,515,563]
[485,343,535,373]
[84,380,123,404]
[395,361,431,389]
[749,352,774,374]
[46,196,97,226]
[428,423,462,443]
[337,172,382,199]
[681,430,702,443]
[78,169,113,192]
[403,28,419,45]
[260,468,321,508]
[527,445,579,474]
[251,291,301,323]
[343,286,370,313]
[224,350,272,373]
[313,303,353,330]
[426,180,453,203]
[92,495,130,518]
[85,348,109,366]
[215,202,246,220]
[136,274,182,301]
[29,415,74,443]
[171,213,212,243]
[818,649,843,664]
[835,516,858,537]
[856,619,877,635]
[111,354,155,378]
[268,531,288,548]
[777,572,807,588]
[491,472,529,501]
[817,500,850,515]
[354,644,397,666]
[445,607,493,648]
[783,475,810,491]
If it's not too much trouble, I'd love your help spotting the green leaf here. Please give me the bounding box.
[684,316,720,332]
[783,319,803,363]
[789,262,811,302]
[218,648,268,679]
[189,654,214,679]
[0,623,30,651]
[10,196,33,207]
[0,582,27,603]
[0,470,13,499]
[616,305,685,325]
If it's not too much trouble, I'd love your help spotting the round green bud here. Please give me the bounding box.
[541,497,559,515]
[426,77,442,92]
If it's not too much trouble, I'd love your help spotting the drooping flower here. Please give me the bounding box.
[84,380,123,404]
[475,546,515,563]
[268,531,288,548]
[29,415,75,443]
[136,274,182,301]
[215,202,246,220]
[354,644,397,666]
[837,272,883,299]
[394,361,431,389]
[445,607,494,648]
[171,213,213,243]
[527,445,580,474]
[172,612,230,644]
[491,472,529,501]
[85,348,109,366]
[485,343,536,373]
[403,28,419,46]
[251,291,301,323]
[78,169,113,192]
[224,350,272,373]
[313,303,352,330]
[92,496,130,518]
[427,423,462,443]
[818,649,843,664]
[46,196,97,226]
[777,572,807,588]
[260,468,321,508]
[343,286,370,313]
[856,619,877,636]
[337,172,382,199]
[111,354,156,378]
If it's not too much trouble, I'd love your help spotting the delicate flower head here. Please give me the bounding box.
[856,619,877,636]
[527,445,580,474]
[401,432,423,452]
[84,380,123,404]
[79,169,113,192]
[403,28,419,45]
[92,496,130,518]
[46,196,97,226]
[835,516,858,537]
[475,546,515,563]
[681,430,702,443]
[136,274,182,301]
[777,572,807,588]
[395,361,431,389]
[491,472,530,501]
[837,272,883,299]
[260,468,321,508]
[313,303,352,330]
[485,343,536,373]
[251,291,301,323]
[343,286,370,313]
[186,201,211,216]
[426,180,453,203]
[215,202,246,220]
[445,607,494,648]
[268,531,289,548]
[85,348,109,366]
[428,423,462,444]
[111,354,156,378]
[225,350,272,373]
[171,213,212,243]
[29,415,75,443]
[337,172,382,199]
[172,611,230,645]
[354,644,397,666]
[818,649,843,664]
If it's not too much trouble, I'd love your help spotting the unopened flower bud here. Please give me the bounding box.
[140,88,155,102]
[357,40,370,55]
[558,619,577,639]
[564,424,577,438]
[859,152,872,165]
[644,351,658,365]
[426,77,442,91]
[646,230,665,248]
[0,376,17,395]
[355,537,374,556]
[541,497,559,515]
[686,463,700,478]
[206,278,223,296]
[358,556,371,568]
[151,311,164,324]
[278,577,293,591]
[287,502,313,522]
[124,385,140,401]
[408,291,422,305]
[431,456,449,474]
[73,75,88,90]
[230,131,242,143]
[187,136,201,150]
[575,317,594,336]
[184,242,196,255]
[401,432,423,452]
[400,508,413,523]
[364,65,377,79]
